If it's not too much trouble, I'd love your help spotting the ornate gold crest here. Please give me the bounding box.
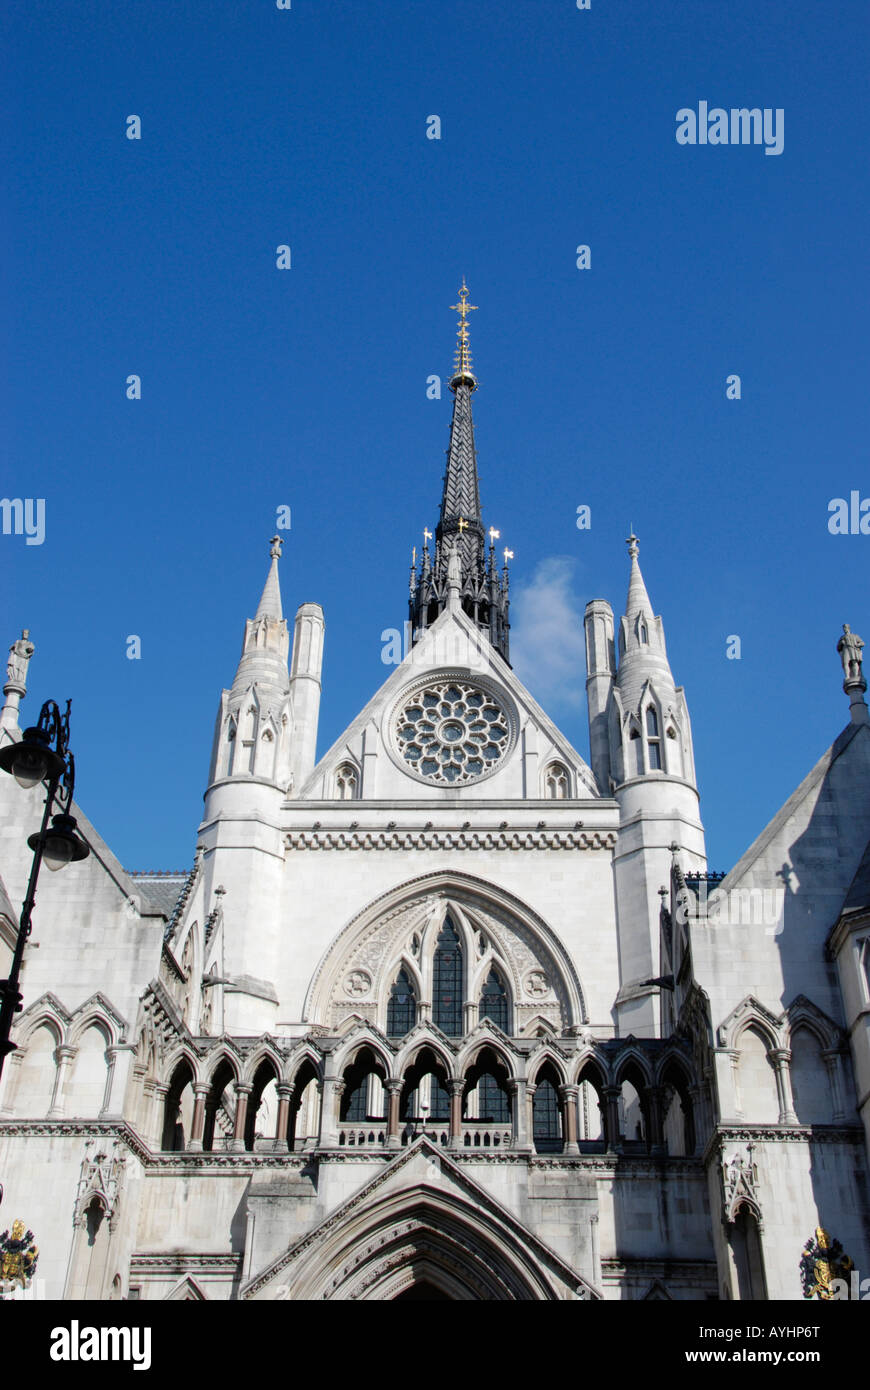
[0,1219,39,1288]
[800,1227,853,1299]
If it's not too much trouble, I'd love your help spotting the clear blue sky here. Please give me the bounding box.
[4,0,868,874]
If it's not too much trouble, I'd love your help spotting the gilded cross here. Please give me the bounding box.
[503,548,514,563]
[457,517,469,534]
[450,279,478,324]
[411,547,417,566]
[423,527,433,544]
[488,527,500,545]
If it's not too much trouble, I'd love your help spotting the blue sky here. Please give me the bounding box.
[3,0,868,873]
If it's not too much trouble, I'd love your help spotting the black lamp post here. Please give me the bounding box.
[0,700,89,1081]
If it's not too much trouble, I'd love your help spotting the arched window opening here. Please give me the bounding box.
[736,1027,779,1123]
[387,969,417,1038]
[161,1060,195,1152]
[861,939,870,1001]
[433,918,463,1037]
[335,763,358,800]
[479,968,509,1032]
[789,1028,831,1125]
[202,1060,236,1153]
[340,1048,386,1123]
[66,1025,110,1117]
[400,1048,450,1133]
[245,1060,281,1151]
[660,1066,695,1156]
[14,1024,58,1117]
[730,1206,767,1300]
[545,762,569,800]
[288,1059,319,1151]
[577,1066,605,1147]
[463,1048,511,1125]
[532,1066,563,1154]
[618,1067,649,1149]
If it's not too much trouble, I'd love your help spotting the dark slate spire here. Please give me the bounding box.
[409,282,511,662]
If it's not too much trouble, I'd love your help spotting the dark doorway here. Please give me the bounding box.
[394,1281,452,1300]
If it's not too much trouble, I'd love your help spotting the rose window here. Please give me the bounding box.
[395,681,511,785]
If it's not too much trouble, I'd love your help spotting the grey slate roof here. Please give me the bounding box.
[129,872,189,919]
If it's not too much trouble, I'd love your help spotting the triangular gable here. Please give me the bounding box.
[242,1135,599,1301]
[299,603,598,799]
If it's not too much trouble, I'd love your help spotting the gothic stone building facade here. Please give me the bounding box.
[1,302,870,1301]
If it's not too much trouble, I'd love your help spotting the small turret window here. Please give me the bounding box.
[646,708,662,770]
[545,762,569,799]
[639,620,648,644]
[336,763,358,800]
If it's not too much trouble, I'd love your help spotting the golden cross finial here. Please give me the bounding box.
[450,279,478,379]
[423,527,432,544]
[457,517,469,534]
[488,527,500,545]
[503,548,514,563]
[411,546,417,566]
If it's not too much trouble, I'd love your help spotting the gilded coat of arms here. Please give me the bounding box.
[0,1219,39,1288]
[800,1227,853,1300]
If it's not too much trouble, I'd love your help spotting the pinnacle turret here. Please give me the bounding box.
[408,283,511,661]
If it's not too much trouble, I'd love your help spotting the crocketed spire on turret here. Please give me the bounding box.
[408,282,511,661]
[615,533,676,712]
[230,537,290,701]
[254,535,284,622]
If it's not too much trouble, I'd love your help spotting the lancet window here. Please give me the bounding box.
[432,918,463,1036]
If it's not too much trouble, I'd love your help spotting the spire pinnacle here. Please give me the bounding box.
[449,279,478,389]
[254,536,284,622]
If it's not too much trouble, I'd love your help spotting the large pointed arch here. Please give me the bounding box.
[304,871,587,1034]
[243,1140,597,1302]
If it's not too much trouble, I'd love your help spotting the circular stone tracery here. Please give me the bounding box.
[394,680,511,785]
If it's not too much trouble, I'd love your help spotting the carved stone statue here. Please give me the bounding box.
[5,630,34,688]
[837,623,865,682]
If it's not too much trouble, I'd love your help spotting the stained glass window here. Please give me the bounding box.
[387,968,416,1037]
[533,1078,561,1149]
[477,1072,510,1123]
[433,919,463,1036]
[480,968,509,1032]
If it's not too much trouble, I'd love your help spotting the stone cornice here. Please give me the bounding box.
[285,829,616,853]
[703,1123,865,1164]
[129,1253,241,1273]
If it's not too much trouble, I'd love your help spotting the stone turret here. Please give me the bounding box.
[588,535,706,1037]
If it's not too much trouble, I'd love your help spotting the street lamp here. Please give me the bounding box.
[0,700,89,1080]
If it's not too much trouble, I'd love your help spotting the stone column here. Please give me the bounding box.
[559,1084,580,1155]
[273,1083,294,1150]
[603,1086,622,1151]
[590,1212,601,1291]
[319,1074,344,1148]
[385,1078,403,1150]
[646,1085,665,1152]
[152,1081,170,1147]
[714,1048,741,1120]
[231,1083,253,1152]
[508,1078,532,1153]
[188,1084,209,1152]
[103,1044,137,1117]
[48,1045,77,1117]
[769,1049,797,1125]
[447,1079,465,1151]
[686,1084,702,1154]
[822,1049,846,1122]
